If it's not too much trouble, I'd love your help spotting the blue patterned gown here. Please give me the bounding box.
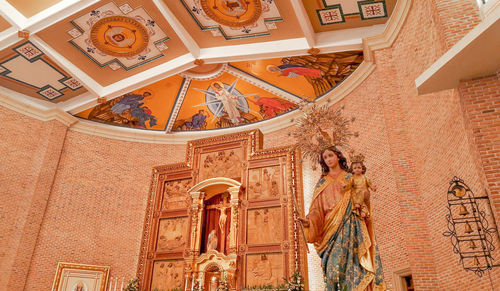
[304,172,385,291]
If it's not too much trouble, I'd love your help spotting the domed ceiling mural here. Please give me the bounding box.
[75,51,363,131]
[0,0,395,135]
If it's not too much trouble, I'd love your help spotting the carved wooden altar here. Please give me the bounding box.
[138,130,306,290]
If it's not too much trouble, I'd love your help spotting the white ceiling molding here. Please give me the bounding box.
[30,36,103,96]
[225,65,304,104]
[290,0,315,47]
[0,88,76,126]
[151,0,200,58]
[59,91,99,114]
[165,78,191,133]
[364,0,413,51]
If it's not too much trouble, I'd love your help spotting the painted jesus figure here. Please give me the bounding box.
[212,82,243,124]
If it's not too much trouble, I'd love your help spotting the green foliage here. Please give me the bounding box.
[282,271,305,291]
[243,271,307,291]
[123,278,139,291]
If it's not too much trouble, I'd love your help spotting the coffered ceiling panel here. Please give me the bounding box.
[6,0,62,18]
[0,40,87,102]
[303,0,396,32]
[164,0,304,47]
[36,0,189,86]
[0,16,12,33]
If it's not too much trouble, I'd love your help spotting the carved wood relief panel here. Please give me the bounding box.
[156,217,189,252]
[247,207,283,245]
[151,260,184,290]
[245,253,284,287]
[161,178,192,211]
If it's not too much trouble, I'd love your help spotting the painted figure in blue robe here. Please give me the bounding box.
[111,92,152,114]
[111,92,157,128]
[185,110,208,129]
[130,106,157,128]
[298,147,386,291]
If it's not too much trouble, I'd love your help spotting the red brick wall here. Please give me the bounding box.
[459,72,500,226]
[20,131,186,290]
[0,107,68,290]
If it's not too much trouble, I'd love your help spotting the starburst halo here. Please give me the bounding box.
[289,101,357,168]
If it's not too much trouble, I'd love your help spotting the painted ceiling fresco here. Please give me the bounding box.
[303,0,396,32]
[179,0,282,40]
[68,1,170,71]
[0,41,87,102]
[75,51,363,131]
[164,0,303,47]
[37,0,188,86]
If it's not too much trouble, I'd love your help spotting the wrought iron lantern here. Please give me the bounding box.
[443,177,499,277]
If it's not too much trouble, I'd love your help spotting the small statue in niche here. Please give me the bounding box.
[345,154,377,218]
[207,229,218,251]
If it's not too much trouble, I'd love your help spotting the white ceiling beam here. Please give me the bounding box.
[0,28,18,51]
[30,35,103,96]
[0,0,27,28]
[0,0,98,50]
[315,24,384,53]
[199,38,311,63]
[100,54,196,99]
[23,0,99,33]
[290,0,315,48]
[152,0,200,58]
[225,65,305,104]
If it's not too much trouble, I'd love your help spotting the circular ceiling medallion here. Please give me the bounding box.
[201,0,262,28]
[182,63,226,80]
[90,16,149,58]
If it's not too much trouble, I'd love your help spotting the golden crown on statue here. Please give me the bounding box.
[289,100,357,167]
[349,153,365,164]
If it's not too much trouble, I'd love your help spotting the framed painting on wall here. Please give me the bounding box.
[51,262,109,291]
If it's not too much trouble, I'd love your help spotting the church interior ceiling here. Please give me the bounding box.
[0,0,394,134]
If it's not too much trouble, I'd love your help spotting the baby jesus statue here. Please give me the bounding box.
[345,154,377,218]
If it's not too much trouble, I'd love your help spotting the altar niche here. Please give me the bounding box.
[138,130,307,290]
